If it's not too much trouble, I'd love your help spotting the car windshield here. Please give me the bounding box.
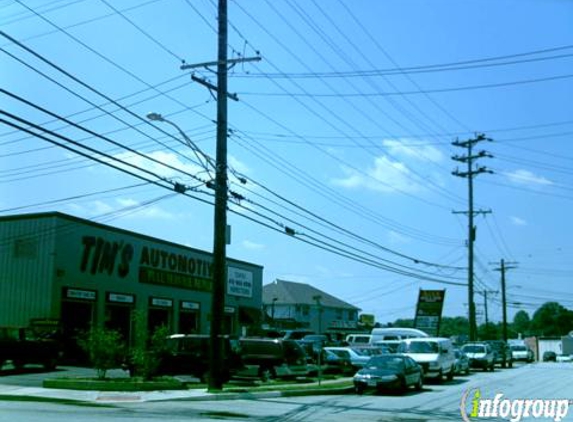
[402,341,439,354]
[329,349,351,359]
[511,345,526,351]
[463,345,485,354]
[366,356,405,371]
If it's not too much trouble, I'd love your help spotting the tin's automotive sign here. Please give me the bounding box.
[414,289,445,336]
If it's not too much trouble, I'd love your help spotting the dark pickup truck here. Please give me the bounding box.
[0,327,62,370]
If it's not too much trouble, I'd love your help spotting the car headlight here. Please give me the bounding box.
[354,373,371,381]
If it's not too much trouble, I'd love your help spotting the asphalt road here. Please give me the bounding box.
[1,362,572,421]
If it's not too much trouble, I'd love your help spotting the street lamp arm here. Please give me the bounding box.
[147,112,216,173]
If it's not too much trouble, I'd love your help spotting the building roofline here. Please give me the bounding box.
[0,211,263,269]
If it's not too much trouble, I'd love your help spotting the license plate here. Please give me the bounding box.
[367,380,377,387]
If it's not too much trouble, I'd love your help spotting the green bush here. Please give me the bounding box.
[127,311,171,380]
[78,327,126,379]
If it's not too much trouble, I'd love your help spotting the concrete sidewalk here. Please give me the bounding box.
[0,378,354,404]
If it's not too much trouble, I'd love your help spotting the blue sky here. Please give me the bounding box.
[1,0,572,325]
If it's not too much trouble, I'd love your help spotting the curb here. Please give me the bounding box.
[168,386,354,402]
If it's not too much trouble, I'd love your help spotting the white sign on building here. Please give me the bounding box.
[227,267,253,298]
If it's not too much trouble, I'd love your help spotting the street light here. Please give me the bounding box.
[146,112,214,172]
[146,110,227,391]
[271,297,278,328]
[312,295,323,334]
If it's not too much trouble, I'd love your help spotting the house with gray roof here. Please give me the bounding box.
[262,279,360,335]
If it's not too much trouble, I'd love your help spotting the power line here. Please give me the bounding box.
[240,73,573,97]
[98,0,183,62]
[230,130,461,246]
[231,44,573,79]
[0,182,152,214]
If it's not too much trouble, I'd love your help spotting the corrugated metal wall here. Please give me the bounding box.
[0,216,56,326]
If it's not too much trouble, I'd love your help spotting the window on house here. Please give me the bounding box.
[336,309,343,320]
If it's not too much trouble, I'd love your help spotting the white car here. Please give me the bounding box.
[556,354,572,363]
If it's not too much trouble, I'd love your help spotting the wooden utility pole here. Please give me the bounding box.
[452,134,493,341]
[180,0,260,390]
[492,259,518,342]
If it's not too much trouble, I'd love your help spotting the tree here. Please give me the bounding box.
[478,322,501,340]
[511,310,531,337]
[127,311,171,380]
[530,302,573,337]
[78,327,125,379]
[439,316,469,337]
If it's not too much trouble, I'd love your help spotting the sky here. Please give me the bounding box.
[1,0,572,326]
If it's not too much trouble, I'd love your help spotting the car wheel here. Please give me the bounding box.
[501,360,506,368]
[465,366,470,375]
[436,369,443,383]
[258,366,276,382]
[43,358,57,371]
[415,375,423,391]
[355,384,365,395]
[508,360,513,368]
[490,363,495,372]
[12,359,24,370]
[447,367,454,381]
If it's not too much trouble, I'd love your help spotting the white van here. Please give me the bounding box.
[370,327,428,352]
[398,337,456,382]
[345,334,372,346]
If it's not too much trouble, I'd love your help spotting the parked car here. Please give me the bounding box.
[370,328,428,353]
[510,344,534,362]
[353,355,423,395]
[453,348,470,375]
[238,337,309,380]
[282,329,315,341]
[486,340,513,368]
[556,354,572,363]
[322,348,354,374]
[153,334,243,382]
[461,343,495,371]
[324,346,371,369]
[0,326,62,371]
[397,337,456,382]
[353,345,388,357]
[543,351,557,362]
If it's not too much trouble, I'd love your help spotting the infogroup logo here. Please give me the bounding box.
[460,388,570,422]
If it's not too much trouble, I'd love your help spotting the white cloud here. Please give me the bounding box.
[242,240,265,250]
[383,139,445,163]
[505,169,553,187]
[228,155,251,175]
[510,216,527,226]
[332,156,423,193]
[388,230,410,244]
[66,198,175,220]
[116,198,139,208]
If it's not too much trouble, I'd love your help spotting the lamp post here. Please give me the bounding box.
[146,105,228,390]
[312,295,323,334]
[146,112,213,171]
[271,297,278,328]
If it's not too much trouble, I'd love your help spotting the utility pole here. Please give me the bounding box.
[492,259,518,342]
[478,289,496,327]
[452,133,493,341]
[180,0,260,391]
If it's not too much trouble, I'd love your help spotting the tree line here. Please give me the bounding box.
[390,301,573,340]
